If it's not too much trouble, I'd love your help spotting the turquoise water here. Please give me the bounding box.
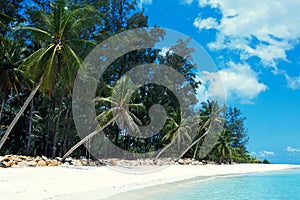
[113,168,300,200]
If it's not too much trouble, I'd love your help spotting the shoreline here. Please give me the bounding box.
[1,164,299,200]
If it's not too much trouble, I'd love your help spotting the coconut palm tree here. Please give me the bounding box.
[214,128,236,163]
[0,0,96,150]
[155,108,199,159]
[176,100,225,160]
[61,76,144,161]
[0,37,31,121]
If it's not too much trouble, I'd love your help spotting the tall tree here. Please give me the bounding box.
[61,76,144,161]
[0,0,97,151]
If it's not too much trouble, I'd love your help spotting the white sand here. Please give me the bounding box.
[0,164,299,200]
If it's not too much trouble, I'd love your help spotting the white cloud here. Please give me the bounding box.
[259,151,275,157]
[194,0,300,68]
[285,146,300,153]
[138,0,153,9]
[200,62,267,104]
[193,16,219,30]
[285,74,300,89]
[180,0,194,5]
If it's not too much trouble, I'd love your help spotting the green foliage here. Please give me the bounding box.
[263,159,271,164]
[0,0,252,163]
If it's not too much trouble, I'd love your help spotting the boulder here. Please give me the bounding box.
[38,160,47,167]
[178,159,184,165]
[3,155,10,162]
[48,160,58,166]
[0,162,7,168]
[191,160,200,165]
[27,161,37,167]
[109,159,118,166]
[7,160,15,167]
[18,161,28,168]
[71,160,83,166]
[42,156,48,160]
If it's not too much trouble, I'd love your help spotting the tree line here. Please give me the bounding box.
[0,0,261,164]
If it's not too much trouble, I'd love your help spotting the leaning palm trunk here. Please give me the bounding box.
[193,140,200,160]
[61,114,119,162]
[155,137,176,160]
[0,76,44,150]
[176,126,211,161]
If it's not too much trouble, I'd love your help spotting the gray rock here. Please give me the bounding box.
[0,162,7,168]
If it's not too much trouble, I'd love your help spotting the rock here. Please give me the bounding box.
[71,160,83,166]
[17,161,28,168]
[48,160,58,166]
[80,159,89,166]
[45,160,51,165]
[185,158,192,165]
[3,155,10,162]
[109,159,118,166]
[192,160,199,165]
[178,159,184,165]
[26,157,33,161]
[55,157,62,161]
[35,156,42,162]
[0,162,7,168]
[60,162,70,167]
[11,157,22,162]
[27,161,37,167]
[38,160,47,167]
[65,157,73,163]
[7,160,15,167]
[11,164,20,168]
[42,156,48,160]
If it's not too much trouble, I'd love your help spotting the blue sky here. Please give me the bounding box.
[138,0,300,163]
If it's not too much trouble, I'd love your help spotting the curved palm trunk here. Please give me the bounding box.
[176,128,210,161]
[0,76,44,150]
[155,139,175,160]
[61,114,119,162]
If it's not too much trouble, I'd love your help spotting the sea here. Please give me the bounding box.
[112,167,300,200]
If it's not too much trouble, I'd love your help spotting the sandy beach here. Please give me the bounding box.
[0,164,299,200]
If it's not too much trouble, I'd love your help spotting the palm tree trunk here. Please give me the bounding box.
[60,105,71,156]
[193,140,200,160]
[26,98,34,155]
[155,139,175,160]
[0,76,43,150]
[0,98,5,122]
[61,114,119,162]
[176,127,211,161]
[52,90,64,158]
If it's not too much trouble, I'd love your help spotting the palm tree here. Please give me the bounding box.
[61,76,144,161]
[0,0,96,150]
[213,128,236,163]
[176,100,225,160]
[0,37,31,121]
[155,108,199,159]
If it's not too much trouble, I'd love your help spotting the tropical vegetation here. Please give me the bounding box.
[0,0,262,164]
